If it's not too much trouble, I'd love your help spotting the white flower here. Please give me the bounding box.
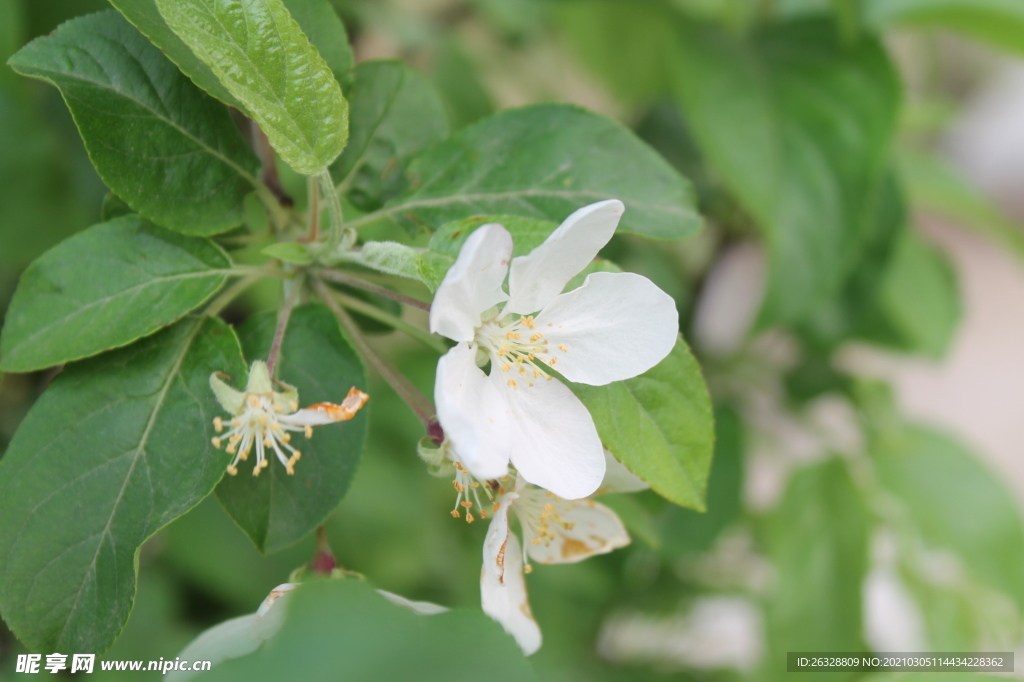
[479,455,640,655]
[210,360,369,476]
[430,200,679,499]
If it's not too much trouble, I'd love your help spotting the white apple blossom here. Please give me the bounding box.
[209,360,369,476]
[430,200,679,499]
[479,452,645,655]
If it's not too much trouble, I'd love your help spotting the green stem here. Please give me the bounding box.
[313,279,436,428]
[266,281,303,374]
[330,288,447,354]
[307,175,321,242]
[318,171,353,254]
[316,268,431,311]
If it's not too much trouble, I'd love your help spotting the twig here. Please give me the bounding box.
[266,281,303,374]
[327,287,447,354]
[314,279,436,428]
[316,269,431,311]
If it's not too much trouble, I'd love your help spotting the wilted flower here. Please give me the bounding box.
[430,200,678,499]
[209,360,368,476]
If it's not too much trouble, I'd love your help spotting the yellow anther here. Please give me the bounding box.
[501,363,511,372]
[231,418,243,427]
[530,333,543,342]
[470,482,480,489]
[461,501,474,508]
[559,344,568,352]
[258,415,268,426]
[533,370,542,379]
[227,465,238,476]
[526,353,535,361]
[286,464,295,475]
[507,378,518,390]
[466,513,475,523]
[226,444,237,454]
[263,438,273,447]
[549,358,557,366]
[524,564,533,574]
[270,423,281,431]
[532,537,543,545]
[211,437,221,448]
[291,451,301,461]
[304,426,313,438]
[451,510,461,518]
[213,417,223,432]
[523,316,535,329]
[480,510,488,519]
[282,433,291,444]
[248,395,260,408]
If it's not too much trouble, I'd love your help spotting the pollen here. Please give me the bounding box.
[558,344,568,353]
[507,378,518,390]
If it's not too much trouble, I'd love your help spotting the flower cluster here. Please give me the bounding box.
[427,199,675,653]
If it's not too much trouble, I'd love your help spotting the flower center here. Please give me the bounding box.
[511,487,579,573]
[450,461,503,523]
[211,393,308,476]
[476,314,567,390]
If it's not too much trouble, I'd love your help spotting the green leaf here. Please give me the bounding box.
[655,405,745,555]
[157,0,349,175]
[873,425,1024,611]
[202,580,537,682]
[7,10,261,235]
[672,18,900,324]
[875,230,961,359]
[216,303,368,554]
[100,193,134,222]
[864,0,1024,55]
[762,458,870,680]
[261,242,314,265]
[0,316,246,653]
[353,104,701,241]
[331,60,449,211]
[107,0,243,109]
[281,0,354,92]
[569,337,714,510]
[0,216,231,372]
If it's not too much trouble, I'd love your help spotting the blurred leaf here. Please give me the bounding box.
[357,104,702,240]
[0,0,24,90]
[108,0,243,109]
[156,0,348,175]
[349,241,451,292]
[599,493,661,549]
[332,61,449,212]
[217,304,368,554]
[557,0,678,106]
[282,0,354,92]
[203,579,537,682]
[874,230,961,358]
[899,149,1024,258]
[762,458,870,680]
[0,217,231,372]
[656,405,744,554]
[570,337,715,510]
[863,0,1024,55]
[873,425,1024,611]
[800,172,908,351]
[430,40,494,129]
[673,18,900,324]
[0,316,245,653]
[0,87,94,267]
[7,11,261,235]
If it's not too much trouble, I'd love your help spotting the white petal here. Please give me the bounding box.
[167,615,259,682]
[435,343,511,481]
[534,271,678,386]
[526,498,630,565]
[498,372,605,499]
[506,200,624,315]
[482,492,516,586]
[595,449,650,494]
[430,224,512,342]
[377,590,449,616]
[481,507,542,656]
